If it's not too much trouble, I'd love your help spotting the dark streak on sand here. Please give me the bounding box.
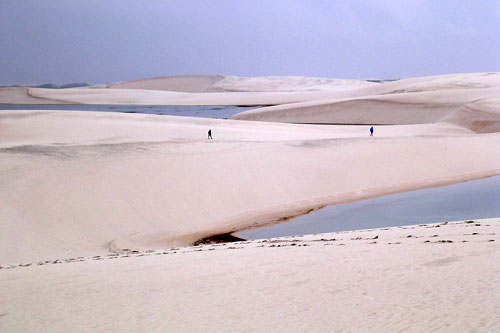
[0,142,157,158]
[193,233,246,246]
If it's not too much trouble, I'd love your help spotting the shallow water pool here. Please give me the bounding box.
[238,175,500,240]
[0,104,257,119]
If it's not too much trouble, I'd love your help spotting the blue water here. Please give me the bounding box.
[238,175,500,239]
[0,104,256,119]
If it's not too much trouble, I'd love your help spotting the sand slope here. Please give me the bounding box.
[2,72,499,106]
[1,110,499,263]
[232,87,500,133]
[1,75,375,105]
[1,219,498,332]
[25,87,338,106]
[96,74,226,92]
[0,87,69,104]
[93,74,377,92]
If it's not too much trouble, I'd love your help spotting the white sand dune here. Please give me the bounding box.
[358,72,500,95]
[95,74,226,92]
[209,75,378,92]
[1,72,500,331]
[2,72,499,106]
[25,87,338,105]
[1,219,499,332]
[0,87,69,104]
[1,108,499,263]
[89,72,500,94]
[0,74,375,105]
[232,88,500,133]
[93,74,377,92]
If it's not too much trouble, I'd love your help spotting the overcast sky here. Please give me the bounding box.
[1,0,499,85]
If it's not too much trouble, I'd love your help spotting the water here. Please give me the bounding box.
[0,104,257,119]
[238,175,500,240]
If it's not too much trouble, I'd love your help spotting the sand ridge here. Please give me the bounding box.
[231,87,500,133]
[2,72,499,105]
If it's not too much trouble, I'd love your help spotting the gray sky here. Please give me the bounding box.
[1,0,499,85]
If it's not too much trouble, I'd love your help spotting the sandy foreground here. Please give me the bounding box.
[1,72,500,331]
[1,219,499,332]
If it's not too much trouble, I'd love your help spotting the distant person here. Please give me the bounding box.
[208,129,213,139]
[370,126,374,137]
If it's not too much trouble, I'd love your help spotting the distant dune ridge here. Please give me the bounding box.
[1,73,500,331]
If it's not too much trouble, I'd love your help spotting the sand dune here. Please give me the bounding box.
[1,109,499,263]
[232,88,500,133]
[1,73,500,263]
[94,74,226,92]
[25,87,338,105]
[359,71,500,95]
[1,73,499,261]
[1,219,498,332]
[92,72,500,94]
[2,72,500,331]
[92,74,377,92]
[0,87,68,104]
[2,72,499,106]
[0,74,375,105]
[209,75,378,92]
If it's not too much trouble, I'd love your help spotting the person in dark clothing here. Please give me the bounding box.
[208,129,213,139]
[370,126,374,136]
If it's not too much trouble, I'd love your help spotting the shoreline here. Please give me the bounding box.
[232,171,500,241]
[1,217,496,269]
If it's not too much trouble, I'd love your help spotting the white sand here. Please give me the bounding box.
[2,72,499,105]
[2,109,499,264]
[1,219,499,332]
[232,88,500,132]
[1,72,500,331]
[95,74,377,92]
[0,75,375,105]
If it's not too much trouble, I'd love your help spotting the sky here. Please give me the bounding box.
[1,0,499,85]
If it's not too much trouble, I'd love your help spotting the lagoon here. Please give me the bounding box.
[0,104,256,119]
[238,175,500,239]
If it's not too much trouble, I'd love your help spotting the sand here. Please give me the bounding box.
[1,219,499,332]
[2,72,499,105]
[2,109,499,264]
[1,72,500,331]
[0,75,376,105]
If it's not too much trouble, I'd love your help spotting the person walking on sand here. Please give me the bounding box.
[370,126,374,137]
[208,129,213,139]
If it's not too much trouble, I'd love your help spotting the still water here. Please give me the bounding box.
[0,104,256,119]
[238,175,500,240]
